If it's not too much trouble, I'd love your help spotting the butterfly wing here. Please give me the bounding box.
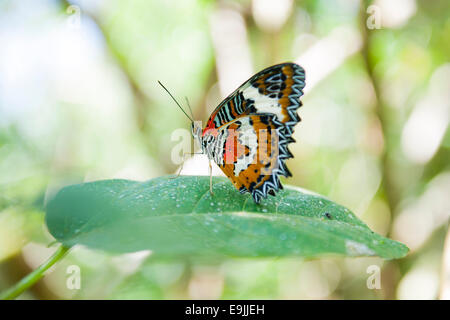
[210,114,292,203]
[204,62,305,203]
[205,62,305,135]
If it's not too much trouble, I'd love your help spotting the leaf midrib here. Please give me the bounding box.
[59,209,371,243]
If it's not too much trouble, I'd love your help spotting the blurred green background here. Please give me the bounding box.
[0,0,449,299]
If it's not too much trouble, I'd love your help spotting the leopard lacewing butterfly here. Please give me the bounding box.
[161,62,305,203]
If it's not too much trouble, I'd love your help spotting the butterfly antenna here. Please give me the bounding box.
[185,97,194,119]
[158,81,193,122]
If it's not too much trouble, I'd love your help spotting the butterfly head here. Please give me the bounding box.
[191,121,203,148]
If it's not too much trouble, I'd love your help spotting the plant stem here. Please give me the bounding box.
[359,1,397,213]
[0,245,70,300]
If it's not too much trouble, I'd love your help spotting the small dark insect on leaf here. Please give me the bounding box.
[324,212,332,219]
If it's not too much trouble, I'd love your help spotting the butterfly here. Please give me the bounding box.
[161,62,305,203]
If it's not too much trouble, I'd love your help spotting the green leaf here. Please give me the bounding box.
[45,176,408,259]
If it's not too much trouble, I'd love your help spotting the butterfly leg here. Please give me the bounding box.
[170,152,191,179]
[209,160,214,196]
[171,152,204,179]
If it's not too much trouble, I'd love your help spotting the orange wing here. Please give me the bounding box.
[203,63,305,203]
[204,63,305,136]
[212,114,291,203]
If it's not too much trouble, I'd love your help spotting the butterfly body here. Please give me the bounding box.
[192,62,305,203]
